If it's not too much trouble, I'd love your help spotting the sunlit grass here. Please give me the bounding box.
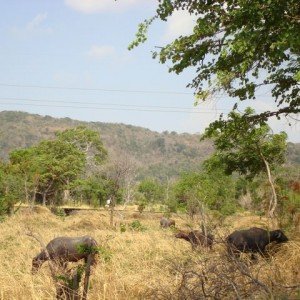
[0,207,299,299]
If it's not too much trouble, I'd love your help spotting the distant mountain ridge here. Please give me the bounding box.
[0,111,213,179]
[0,111,299,180]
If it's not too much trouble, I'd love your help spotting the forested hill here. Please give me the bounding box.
[1,111,299,180]
[0,111,214,180]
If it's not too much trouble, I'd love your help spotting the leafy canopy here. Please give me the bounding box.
[8,126,107,206]
[55,126,108,164]
[130,0,300,122]
[202,108,288,179]
[138,177,163,203]
[173,170,237,215]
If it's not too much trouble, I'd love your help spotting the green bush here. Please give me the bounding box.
[128,220,147,232]
[120,224,126,233]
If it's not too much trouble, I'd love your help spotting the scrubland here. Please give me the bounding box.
[0,207,299,300]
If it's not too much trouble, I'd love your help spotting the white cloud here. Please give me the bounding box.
[64,0,150,13]
[27,13,47,31]
[162,10,196,43]
[87,45,116,60]
[12,13,52,36]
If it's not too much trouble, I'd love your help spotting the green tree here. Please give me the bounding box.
[198,170,237,215]
[33,139,86,205]
[71,175,111,207]
[130,0,300,123]
[202,108,288,217]
[173,171,236,217]
[0,162,24,216]
[2,127,109,212]
[173,172,202,205]
[9,127,108,207]
[55,126,108,203]
[55,126,107,165]
[9,148,38,204]
[10,139,86,206]
[138,177,163,204]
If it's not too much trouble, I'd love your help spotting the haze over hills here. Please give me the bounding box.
[0,111,299,180]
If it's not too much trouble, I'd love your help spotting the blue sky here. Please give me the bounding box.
[0,0,299,142]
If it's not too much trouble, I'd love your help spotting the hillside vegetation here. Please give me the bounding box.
[0,111,299,180]
[0,111,212,180]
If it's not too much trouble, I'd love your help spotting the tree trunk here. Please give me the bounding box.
[110,197,115,227]
[31,187,37,209]
[261,155,277,219]
[42,180,54,206]
[63,190,70,204]
[42,193,47,206]
[24,178,29,203]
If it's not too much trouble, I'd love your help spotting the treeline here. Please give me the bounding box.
[0,118,299,228]
[0,111,213,180]
[1,111,300,181]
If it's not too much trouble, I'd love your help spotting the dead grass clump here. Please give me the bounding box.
[131,212,152,220]
[143,252,268,299]
[270,241,300,285]
[33,205,52,214]
[143,239,300,300]
[68,219,100,231]
[65,211,112,231]
[224,211,271,230]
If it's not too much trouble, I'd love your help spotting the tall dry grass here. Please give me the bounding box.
[0,208,299,299]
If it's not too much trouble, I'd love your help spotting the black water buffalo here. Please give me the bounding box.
[226,227,288,257]
[175,230,214,250]
[32,236,98,273]
[160,217,175,228]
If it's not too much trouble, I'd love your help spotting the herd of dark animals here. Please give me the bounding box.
[31,217,289,275]
[160,217,289,258]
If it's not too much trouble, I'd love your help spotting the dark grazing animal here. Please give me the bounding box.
[160,217,175,228]
[32,236,98,273]
[175,230,214,250]
[226,227,288,257]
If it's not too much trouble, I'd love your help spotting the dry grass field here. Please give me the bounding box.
[0,207,299,300]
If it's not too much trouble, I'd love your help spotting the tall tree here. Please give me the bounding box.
[202,108,288,217]
[0,162,24,215]
[10,139,86,206]
[55,126,107,166]
[55,126,108,202]
[9,148,37,204]
[9,127,107,207]
[138,177,163,204]
[130,0,300,123]
[173,171,236,217]
[103,156,137,226]
[33,139,86,205]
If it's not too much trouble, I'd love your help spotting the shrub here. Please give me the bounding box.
[128,220,147,232]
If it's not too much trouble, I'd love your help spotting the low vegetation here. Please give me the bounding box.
[0,207,299,299]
